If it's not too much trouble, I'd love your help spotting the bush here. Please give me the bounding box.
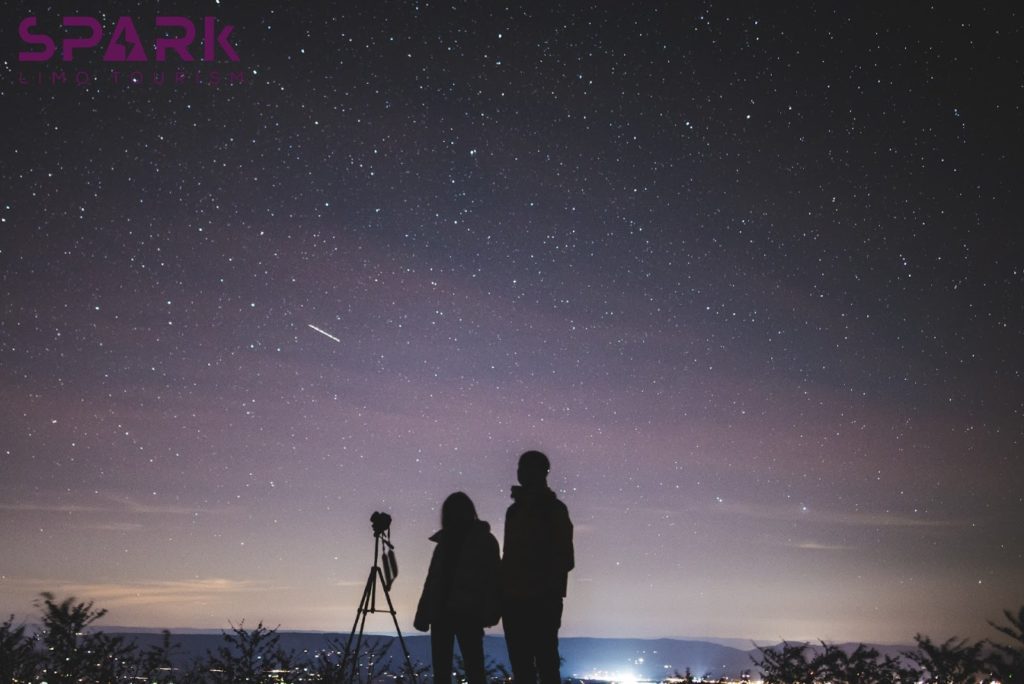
[2,592,1021,683]
[903,634,985,684]
[987,607,1024,681]
[0,592,412,682]
[818,642,917,684]
[0,614,39,682]
[753,632,996,684]
[753,641,817,683]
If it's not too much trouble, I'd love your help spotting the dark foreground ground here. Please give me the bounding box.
[108,631,912,680]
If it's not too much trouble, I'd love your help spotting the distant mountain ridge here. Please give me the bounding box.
[102,631,914,679]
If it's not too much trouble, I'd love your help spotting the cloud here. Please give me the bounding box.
[81,522,145,532]
[104,495,215,516]
[0,494,224,517]
[788,541,856,551]
[0,502,108,514]
[706,500,963,529]
[332,579,368,588]
[4,578,278,608]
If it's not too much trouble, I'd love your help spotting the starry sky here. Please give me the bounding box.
[1,2,1022,645]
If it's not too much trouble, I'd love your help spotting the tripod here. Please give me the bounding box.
[342,528,418,684]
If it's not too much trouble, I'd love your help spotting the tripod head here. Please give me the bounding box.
[370,511,391,538]
[370,511,395,554]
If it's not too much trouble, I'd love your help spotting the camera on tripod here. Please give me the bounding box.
[369,512,398,589]
[370,511,391,538]
[342,510,417,683]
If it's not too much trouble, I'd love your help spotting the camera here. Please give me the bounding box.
[370,511,392,537]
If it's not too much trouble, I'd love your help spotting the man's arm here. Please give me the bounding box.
[553,501,574,574]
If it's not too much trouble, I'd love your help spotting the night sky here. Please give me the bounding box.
[2,2,1022,645]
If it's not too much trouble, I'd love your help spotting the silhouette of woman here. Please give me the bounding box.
[415,492,501,684]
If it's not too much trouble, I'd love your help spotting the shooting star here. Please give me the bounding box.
[307,323,341,343]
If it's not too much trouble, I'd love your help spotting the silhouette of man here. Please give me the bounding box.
[501,450,574,684]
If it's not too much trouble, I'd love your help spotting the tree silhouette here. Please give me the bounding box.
[754,641,818,684]
[35,591,139,683]
[6,592,1024,683]
[0,594,438,682]
[755,640,921,684]
[670,667,696,683]
[311,634,359,684]
[987,606,1024,682]
[201,620,302,683]
[816,642,918,684]
[903,634,985,684]
[0,614,39,682]
[137,629,183,683]
[311,635,421,684]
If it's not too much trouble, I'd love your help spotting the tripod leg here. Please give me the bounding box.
[378,566,418,684]
[351,603,373,683]
[343,566,377,684]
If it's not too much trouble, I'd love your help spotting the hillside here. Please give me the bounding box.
[108,631,913,680]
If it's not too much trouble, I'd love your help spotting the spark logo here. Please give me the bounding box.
[17,16,239,62]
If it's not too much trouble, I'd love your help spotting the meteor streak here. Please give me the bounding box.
[307,323,340,343]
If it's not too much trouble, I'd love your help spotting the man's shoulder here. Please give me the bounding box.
[505,487,570,518]
[550,497,571,523]
[535,493,572,521]
[545,490,570,512]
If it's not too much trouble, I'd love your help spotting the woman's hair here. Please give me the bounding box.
[441,491,478,531]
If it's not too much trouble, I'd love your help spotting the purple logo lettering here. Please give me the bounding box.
[104,16,147,61]
[16,16,239,62]
[204,17,238,62]
[62,17,102,61]
[155,17,195,61]
[18,18,56,61]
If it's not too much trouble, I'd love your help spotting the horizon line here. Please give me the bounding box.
[50,625,917,648]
